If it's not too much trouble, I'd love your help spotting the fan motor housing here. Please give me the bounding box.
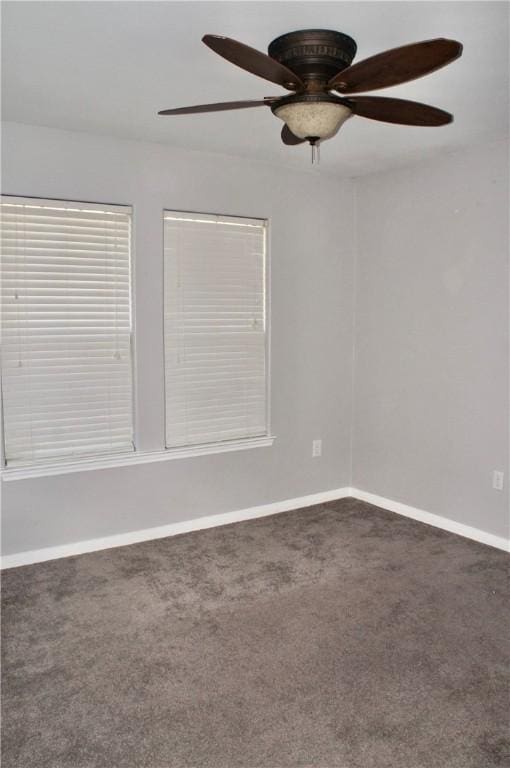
[268,29,357,83]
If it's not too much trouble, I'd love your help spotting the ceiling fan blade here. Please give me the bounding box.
[329,38,462,93]
[203,34,304,90]
[158,99,274,115]
[281,125,306,145]
[348,96,453,126]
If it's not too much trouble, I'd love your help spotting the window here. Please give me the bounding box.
[0,196,134,466]
[163,211,268,449]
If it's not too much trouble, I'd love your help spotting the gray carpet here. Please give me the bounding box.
[1,498,509,768]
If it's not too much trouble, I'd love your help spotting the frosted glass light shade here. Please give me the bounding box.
[274,102,352,140]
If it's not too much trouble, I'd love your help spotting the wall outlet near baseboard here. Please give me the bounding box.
[312,439,322,458]
[492,470,504,491]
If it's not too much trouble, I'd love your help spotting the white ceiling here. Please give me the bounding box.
[2,1,509,176]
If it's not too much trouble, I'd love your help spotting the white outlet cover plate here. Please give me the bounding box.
[492,470,504,491]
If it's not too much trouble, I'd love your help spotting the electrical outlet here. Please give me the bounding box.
[492,470,504,491]
[312,439,322,458]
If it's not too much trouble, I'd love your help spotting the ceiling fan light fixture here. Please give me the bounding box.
[159,31,463,159]
[273,100,352,141]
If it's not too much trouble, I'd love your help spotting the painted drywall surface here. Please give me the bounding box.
[352,141,509,539]
[1,122,356,555]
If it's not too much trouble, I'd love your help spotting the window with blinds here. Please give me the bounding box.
[163,211,268,449]
[0,196,134,466]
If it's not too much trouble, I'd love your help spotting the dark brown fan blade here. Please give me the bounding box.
[348,96,453,126]
[158,100,274,115]
[329,38,462,93]
[281,125,306,145]
[203,34,303,90]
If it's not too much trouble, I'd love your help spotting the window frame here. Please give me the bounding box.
[0,194,137,470]
[162,208,272,454]
[0,201,275,481]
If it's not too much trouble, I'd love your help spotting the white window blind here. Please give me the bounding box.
[1,196,134,466]
[164,211,268,449]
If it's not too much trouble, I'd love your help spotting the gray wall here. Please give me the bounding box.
[352,140,509,539]
[2,124,508,555]
[1,122,356,555]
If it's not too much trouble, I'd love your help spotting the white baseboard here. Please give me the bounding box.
[2,485,508,569]
[350,488,510,553]
[0,487,352,569]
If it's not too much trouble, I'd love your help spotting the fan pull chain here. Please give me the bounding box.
[311,142,320,165]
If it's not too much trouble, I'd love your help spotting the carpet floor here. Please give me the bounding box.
[1,498,509,768]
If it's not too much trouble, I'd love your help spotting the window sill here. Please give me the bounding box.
[0,435,276,481]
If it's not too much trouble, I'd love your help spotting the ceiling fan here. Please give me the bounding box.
[158,30,462,161]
